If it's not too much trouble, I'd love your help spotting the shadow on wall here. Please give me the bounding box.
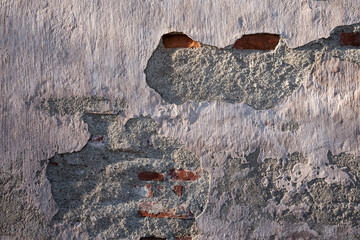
[46,114,209,239]
[145,25,360,109]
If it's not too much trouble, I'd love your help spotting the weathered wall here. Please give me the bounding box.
[1,1,360,239]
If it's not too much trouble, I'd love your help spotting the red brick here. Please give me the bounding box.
[233,33,280,50]
[138,209,191,219]
[173,185,183,196]
[168,169,201,181]
[176,237,192,240]
[138,202,194,219]
[49,161,58,166]
[162,33,200,48]
[340,32,360,46]
[138,171,164,181]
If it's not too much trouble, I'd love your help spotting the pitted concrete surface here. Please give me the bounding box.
[46,116,209,239]
[146,38,314,109]
[145,25,360,110]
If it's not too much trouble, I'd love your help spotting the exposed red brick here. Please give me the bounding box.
[168,169,201,181]
[49,161,58,166]
[138,171,164,181]
[138,202,194,219]
[233,33,280,50]
[173,185,183,196]
[162,33,200,48]
[176,237,192,240]
[140,237,166,240]
[138,210,191,219]
[340,32,360,46]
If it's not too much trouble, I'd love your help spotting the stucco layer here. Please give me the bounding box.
[1,1,360,239]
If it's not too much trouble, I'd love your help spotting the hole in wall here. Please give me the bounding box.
[145,32,314,109]
[145,24,360,109]
[233,33,280,50]
[46,115,209,239]
[162,32,200,48]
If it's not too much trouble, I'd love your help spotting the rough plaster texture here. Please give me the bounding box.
[146,38,314,109]
[1,0,360,239]
[47,116,208,239]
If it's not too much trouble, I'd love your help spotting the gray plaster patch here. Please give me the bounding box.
[145,23,360,109]
[280,120,300,133]
[0,160,55,239]
[205,150,360,239]
[41,96,127,116]
[145,38,315,109]
[46,116,209,239]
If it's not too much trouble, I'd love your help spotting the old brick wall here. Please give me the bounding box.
[1,1,360,239]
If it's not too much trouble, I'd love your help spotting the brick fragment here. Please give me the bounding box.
[233,33,280,50]
[89,135,106,143]
[89,135,107,148]
[138,171,164,181]
[173,185,183,196]
[168,169,201,181]
[176,237,192,240]
[145,184,153,198]
[162,33,200,48]
[339,32,360,46]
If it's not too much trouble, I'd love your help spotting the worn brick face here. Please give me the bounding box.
[89,135,106,143]
[168,169,201,181]
[173,185,184,196]
[145,184,154,197]
[339,32,360,46]
[176,237,192,240]
[162,33,200,48]
[138,171,164,181]
[233,33,280,50]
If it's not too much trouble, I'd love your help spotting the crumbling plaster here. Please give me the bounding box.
[1,0,360,239]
